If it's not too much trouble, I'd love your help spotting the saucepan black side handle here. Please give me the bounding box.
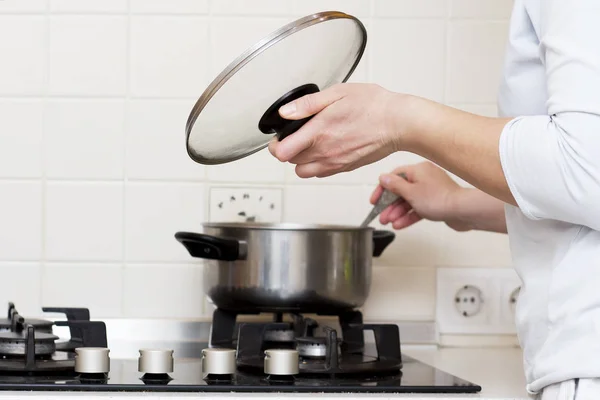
[174,232,246,261]
[372,230,396,257]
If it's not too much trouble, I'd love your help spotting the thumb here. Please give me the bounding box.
[279,86,344,120]
[379,173,412,199]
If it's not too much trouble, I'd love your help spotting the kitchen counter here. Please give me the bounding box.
[0,347,530,399]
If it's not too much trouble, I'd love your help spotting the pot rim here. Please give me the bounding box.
[201,222,375,231]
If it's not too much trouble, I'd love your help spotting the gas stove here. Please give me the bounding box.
[0,303,481,393]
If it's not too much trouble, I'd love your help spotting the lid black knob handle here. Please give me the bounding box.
[258,83,320,141]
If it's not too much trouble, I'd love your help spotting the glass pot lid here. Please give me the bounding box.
[185,11,368,165]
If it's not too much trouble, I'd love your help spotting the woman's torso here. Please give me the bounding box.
[498,0,600,394]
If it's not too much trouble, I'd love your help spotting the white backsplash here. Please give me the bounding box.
[0,0,514,324]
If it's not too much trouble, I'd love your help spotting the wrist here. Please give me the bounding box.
[385,93,430,153]
[445,187,477,232]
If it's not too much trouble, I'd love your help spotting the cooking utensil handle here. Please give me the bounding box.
[372,230,395,257]
[360,172,409,227]
[174,232,247,261]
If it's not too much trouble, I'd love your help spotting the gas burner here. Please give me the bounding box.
[0,302,108,374]
[230,310,403,377]
[0,303,54,334]
[0,331,59,357]
[296,337,340,358]
[209,308,363,352]
[0,319,53,334]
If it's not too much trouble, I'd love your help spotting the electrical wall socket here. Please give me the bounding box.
[208,186,283,223]
[436,267,521,335]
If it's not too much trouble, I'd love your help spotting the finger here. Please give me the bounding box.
[279,85,345,120]
[386,202,412,222]
[288,147,323,165]
[391,166,416,182]
[372,166,414,203]
[379,173,413,200]
[268,138,278,157]
[370,186,384,204]
[392,211,423,230]
[380,202,410,224]
[379,203,396,223]
[295,162,324,179]
[271,124,317,162]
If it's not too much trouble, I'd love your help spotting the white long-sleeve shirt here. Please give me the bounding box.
[498,0,600,394]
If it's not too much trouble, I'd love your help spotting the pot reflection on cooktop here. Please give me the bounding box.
[0,355,478,393]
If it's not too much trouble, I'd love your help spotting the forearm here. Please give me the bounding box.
[450,188,507,234]
[393,95,516,206]
[393,94,600,231]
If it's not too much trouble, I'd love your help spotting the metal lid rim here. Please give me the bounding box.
[184,11,368,165]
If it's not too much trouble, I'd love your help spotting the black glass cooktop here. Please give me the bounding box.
[0,345,481,393]
[0,304,481,393]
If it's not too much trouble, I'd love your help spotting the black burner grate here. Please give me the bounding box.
[235,320,402,377]
[208,308,403,377]
[0,303,108,374]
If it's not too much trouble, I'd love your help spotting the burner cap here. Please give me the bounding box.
[296,337,341,358]
[0,331,59,356]
[264,329,295,343]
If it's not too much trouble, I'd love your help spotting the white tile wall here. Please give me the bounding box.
[371,19,446,102]
[126,99,203,180]
[0,0,47,13]
[210,0,292,16]
[446,21,509,103]
[129,16,209,97]
[130,0,208,14]
[124,182,205,262]
[45,100,125,179]
[0,16,46,95]
[0,263,42,316]
[0,100,44,178]
[0,0,515,323]
[293,1,369,18]
[45,182,123,261]
[362,267,436,321]
[48,16,128,96]
[42,263,123,317]
[450,0,514,18]
[373,0,447,18]
[49,0,127,13]
[0,182,43,260]
[122,264,204,318]
[208,16,290,76]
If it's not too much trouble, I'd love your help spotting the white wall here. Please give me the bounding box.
[0,0,514,322]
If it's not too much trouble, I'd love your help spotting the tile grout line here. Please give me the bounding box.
[0,11,509,22]
[443,0,451,105]
[201,0,214,315]
[202,0,214,194]
[120,0,132,317]
[39,0,51,308]
[367,0,374,84]
[0,11,508,20]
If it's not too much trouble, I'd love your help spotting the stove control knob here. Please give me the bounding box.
[74,347,110,374]
[201,348,236,377]
[138,349,174,374]
[264,349,299,375]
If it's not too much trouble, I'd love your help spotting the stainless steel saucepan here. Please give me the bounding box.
[175,11,397,313]
[175,224,395,313]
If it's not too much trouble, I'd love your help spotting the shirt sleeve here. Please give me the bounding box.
[499,1,600,231]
